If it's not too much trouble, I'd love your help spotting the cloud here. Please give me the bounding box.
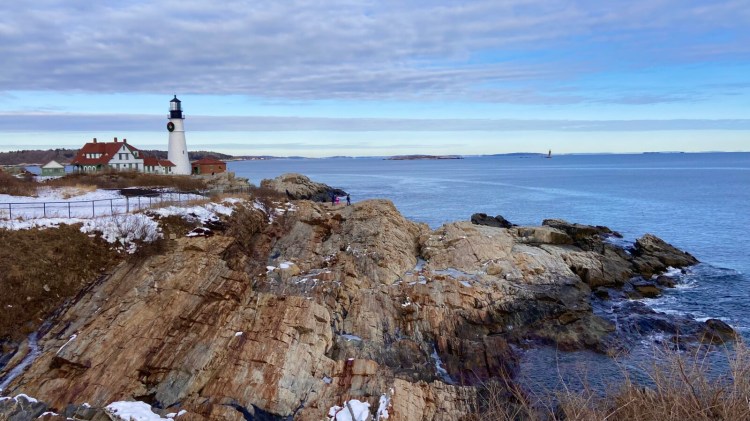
[0,0,748,103]
[1,112,749,132]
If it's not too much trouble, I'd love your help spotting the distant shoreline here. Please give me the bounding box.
[2,150,748,167]
[384,154,464,161]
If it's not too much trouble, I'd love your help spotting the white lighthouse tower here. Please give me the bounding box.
[167,95,191,175]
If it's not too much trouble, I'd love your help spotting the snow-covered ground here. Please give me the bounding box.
[0,187,248,253]
[0,187,203,220]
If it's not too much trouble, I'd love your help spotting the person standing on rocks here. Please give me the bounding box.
[346,194,351,206]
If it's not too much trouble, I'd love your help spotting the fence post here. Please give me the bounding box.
[126,197,129,213]
[92,200,95,218]
[8,204,11,220]
[138,196,141,210]
[68,202,71,218]
[110,199,114,216]
[43,202,46,218]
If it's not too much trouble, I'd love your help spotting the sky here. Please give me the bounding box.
[0,0,748,157]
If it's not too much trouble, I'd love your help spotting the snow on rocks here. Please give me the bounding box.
[166,410,188,418]
[148,201,235,225]
[328,399,371,421]
[80,214,162,253]
[56,334,77,355]
[105,401,174,421]
[376,393,391,420]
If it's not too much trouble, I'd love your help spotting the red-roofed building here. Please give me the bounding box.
[191,158,226,175]
[71,137,175,174]
[143,157,176,174]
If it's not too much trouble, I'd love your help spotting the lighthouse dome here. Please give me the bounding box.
[169,95,184,118]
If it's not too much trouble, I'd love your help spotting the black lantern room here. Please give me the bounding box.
[169,95,184,119]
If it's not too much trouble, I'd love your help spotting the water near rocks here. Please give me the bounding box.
[230,153,750,335]
[231,153,750,393]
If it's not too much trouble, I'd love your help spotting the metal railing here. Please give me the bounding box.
[0,192,205,221]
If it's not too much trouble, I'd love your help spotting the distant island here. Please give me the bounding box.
[384,154,463,161]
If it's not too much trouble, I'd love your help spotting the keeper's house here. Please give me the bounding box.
[191,157,227,175]
[71,138,175,174]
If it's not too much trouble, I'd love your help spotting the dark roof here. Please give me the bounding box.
[143,157,175,167]
[170,95,181,103]
[71,141,141,166]
[192,158,226,165]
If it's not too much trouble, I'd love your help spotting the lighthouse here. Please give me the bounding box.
[167,95,191,175]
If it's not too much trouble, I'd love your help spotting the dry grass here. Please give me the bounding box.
[0,225,121,342]
[46,170,208,191]
[0,171,38,196]
[476,343,750,421]
[247,185,287,215]
[59,184,98,199]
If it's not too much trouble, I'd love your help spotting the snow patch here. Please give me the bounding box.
[80,214,162,253]
[376,393,391,420]
[106,401,170,421]
[340,333,362,342]
[279,261,295,269]
[57,334,77,355]
[328,399,371,421]
[14,394,39,403]
[431,346,454,384]
[165,409,188,418]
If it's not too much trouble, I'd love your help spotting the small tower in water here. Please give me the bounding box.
[167,95,191,175]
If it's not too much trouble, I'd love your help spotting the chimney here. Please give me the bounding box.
[114,137,118,142]
[93,137,97,143]
[123,138,127,144]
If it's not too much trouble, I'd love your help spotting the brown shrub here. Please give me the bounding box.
[247,185,287,215]
[0,225,121,342]
[0,171,37,196]
[46,170,207,191]
[477,343,750,421]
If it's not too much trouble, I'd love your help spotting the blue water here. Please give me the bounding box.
[232,153,750,392]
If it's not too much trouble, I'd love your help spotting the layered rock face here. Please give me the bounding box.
[0,181,716,420]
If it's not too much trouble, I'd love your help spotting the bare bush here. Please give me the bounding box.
[46,170,207,191]
[477,342,750,421]
[0,171,37,196]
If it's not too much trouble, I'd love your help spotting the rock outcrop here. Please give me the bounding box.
[261,173,347,202]
[470,213,514,228]
[0,181,719,421]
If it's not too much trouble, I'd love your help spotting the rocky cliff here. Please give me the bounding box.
[0,176,731,420]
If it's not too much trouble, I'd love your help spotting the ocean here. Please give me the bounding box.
[230,152,750,391]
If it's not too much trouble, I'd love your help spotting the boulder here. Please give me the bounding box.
[470,213,514,228]
[702,319,737,344]
[631,234,699,276]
